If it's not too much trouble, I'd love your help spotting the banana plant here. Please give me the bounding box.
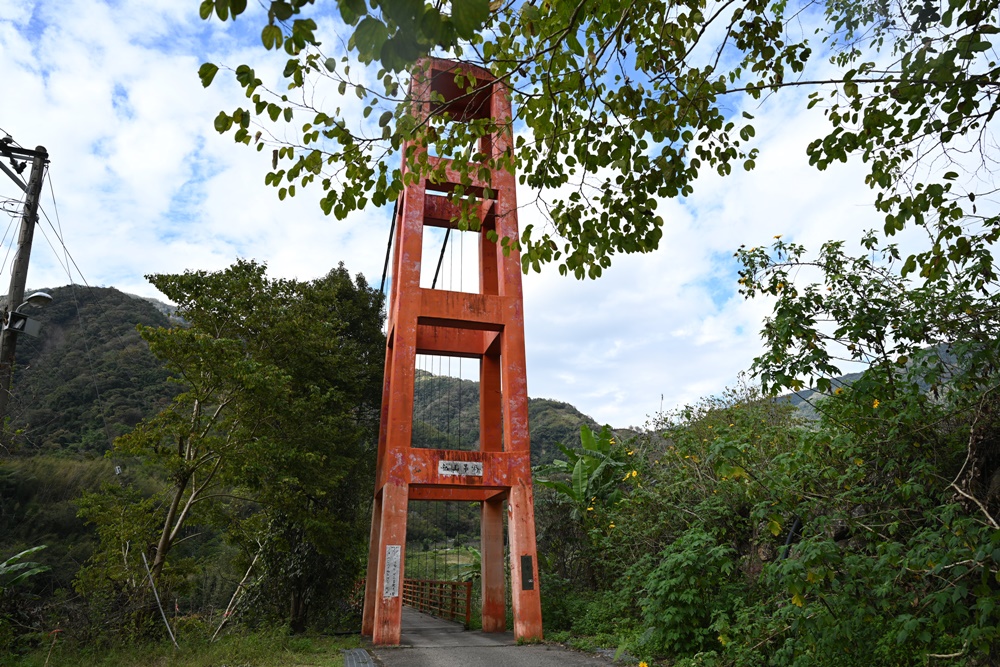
[534,425,627,520]
[456,547,482,583]
[0,545,49,592]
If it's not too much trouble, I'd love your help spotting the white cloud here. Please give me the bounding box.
[0,1,928,429]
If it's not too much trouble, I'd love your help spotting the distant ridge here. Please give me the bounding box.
[5,285,602,461]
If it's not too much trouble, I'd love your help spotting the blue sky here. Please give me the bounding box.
[0,0,924,428]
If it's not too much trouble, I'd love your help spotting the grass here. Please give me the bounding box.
[8,627,364,667]
[403,546,478,580]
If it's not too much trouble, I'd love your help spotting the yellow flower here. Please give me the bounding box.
[774,234,782,239]
[640,662,649,667]
[729,423,734,427]
[873,399,880,409]
[834,387,843,395]
[631,470,638,478]
[627,450,634,456]
[609,522,615,529]
[587,506,594,511]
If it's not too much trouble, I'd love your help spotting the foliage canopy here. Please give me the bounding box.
[75,260,385,634]
[199,0,1000,282]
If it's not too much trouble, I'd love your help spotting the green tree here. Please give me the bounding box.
[77,260,384,632]
[197,0,999,282]
[728,234,1000,663]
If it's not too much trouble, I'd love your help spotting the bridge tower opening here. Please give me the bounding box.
[362,57,544,645]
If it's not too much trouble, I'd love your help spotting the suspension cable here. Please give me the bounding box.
[379,197,399,296]
[431,228,451,290]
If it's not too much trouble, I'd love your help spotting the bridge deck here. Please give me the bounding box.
[371,607,616,666]
[398,605,515,647]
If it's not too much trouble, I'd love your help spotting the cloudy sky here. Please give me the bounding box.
[0,1,922,429]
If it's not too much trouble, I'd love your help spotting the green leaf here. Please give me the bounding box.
[199,0,214,20]
[198,62,219,88]
[262,24,283,50]
[352,17,388,61]
[571,458,587,504]
[271,0,294,21]
[451,0,489,40]
[420,7,444,41]
[337,0,367,25]
[214,112,233,133]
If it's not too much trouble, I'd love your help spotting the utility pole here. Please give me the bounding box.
[0,141,48,427]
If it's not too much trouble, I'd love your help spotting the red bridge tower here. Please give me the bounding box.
[361,58,544,645]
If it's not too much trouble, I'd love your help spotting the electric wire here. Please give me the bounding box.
[38,173,164,361]
[32,184,117,448]
[0,192,24,280]
[19,170,162,451]
[46,172,70,279]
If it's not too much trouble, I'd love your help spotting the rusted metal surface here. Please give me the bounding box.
[415,327,497,359]
[363,57,543,646]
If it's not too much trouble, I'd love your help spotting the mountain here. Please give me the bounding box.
[0,285,603,461]
[6,285,178,453]
[777,372,864,420]
[410,370,601,466]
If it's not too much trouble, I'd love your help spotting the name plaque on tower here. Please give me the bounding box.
[383,545,401,598]
[438,460,484,477]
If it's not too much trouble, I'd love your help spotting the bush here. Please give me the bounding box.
[638,527,736,656]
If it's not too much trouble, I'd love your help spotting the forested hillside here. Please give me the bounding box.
[6,285,178,454]
[3,286,599,460]
[411,369,599,465]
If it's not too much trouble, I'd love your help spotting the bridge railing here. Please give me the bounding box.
[402,578,473,628]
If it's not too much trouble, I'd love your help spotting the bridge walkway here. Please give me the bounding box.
[369,607,616,667]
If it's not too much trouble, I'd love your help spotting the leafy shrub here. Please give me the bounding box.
[638,527,736,656]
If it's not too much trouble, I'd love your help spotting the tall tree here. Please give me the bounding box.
[77,260,384,631]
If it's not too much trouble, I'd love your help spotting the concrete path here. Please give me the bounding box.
[368,607,618,667]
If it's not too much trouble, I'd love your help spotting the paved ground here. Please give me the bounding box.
[344,647,376,666]
[367,608,617,667]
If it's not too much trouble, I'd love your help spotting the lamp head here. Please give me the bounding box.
[20,292,53,309]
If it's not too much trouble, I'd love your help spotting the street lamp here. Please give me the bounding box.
[5,291,53,337]
[0,290,53,425]
[19,291,52,309]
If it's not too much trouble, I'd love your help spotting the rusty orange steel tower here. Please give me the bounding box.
[361,58,543,645]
